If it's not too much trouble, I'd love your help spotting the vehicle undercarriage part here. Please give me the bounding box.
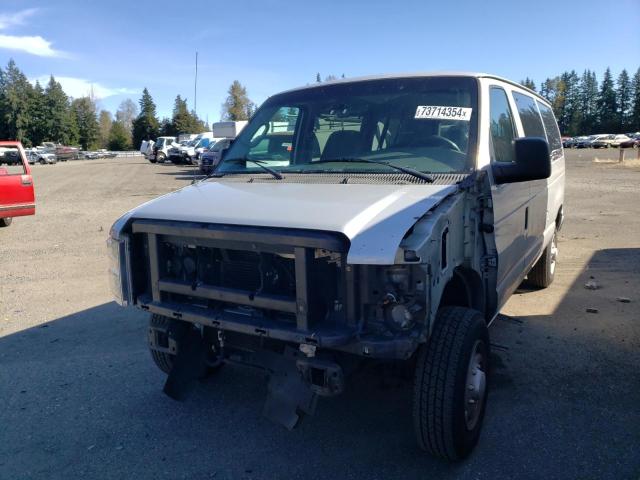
[229,345,345,429]
[162,321,211,400]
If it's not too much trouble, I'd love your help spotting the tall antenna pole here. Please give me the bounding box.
[194,51,198,116]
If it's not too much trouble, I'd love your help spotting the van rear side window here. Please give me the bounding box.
[512,92,546,138]
[536,101,563,158]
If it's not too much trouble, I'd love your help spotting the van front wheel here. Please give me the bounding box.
[413,306,489,461]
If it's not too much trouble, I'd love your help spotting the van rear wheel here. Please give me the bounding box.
[413,306,489,461]
[0,217,12,227]
[528,231,557,288]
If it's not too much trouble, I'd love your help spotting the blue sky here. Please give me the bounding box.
[1,0,638,121]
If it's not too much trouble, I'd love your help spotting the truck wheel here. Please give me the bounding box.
[527,230,557,288]
[149,314,175,374]
[413,306,489,461]
[0,217,12,227]
[148,314,223,376]
[157,153,166,163]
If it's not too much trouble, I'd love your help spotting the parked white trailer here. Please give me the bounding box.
[212,121,247,139]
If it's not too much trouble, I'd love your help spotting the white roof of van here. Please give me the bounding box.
[277,71,546,104]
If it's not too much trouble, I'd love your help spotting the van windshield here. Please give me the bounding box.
[218,76,478,176]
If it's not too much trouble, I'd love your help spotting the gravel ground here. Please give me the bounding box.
[0,151,639,480]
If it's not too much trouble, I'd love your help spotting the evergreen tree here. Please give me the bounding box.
[132,88,160,149]
[71,97,99,150]
[616,69,632,131]
[98,110,113,149]
[316,72,321,83]
[553,71,581,135]
[578,70,599,134]
[28,81,47,146]
[158,117,173,137]
[171,95,189,132]
[221,81,255,121]
[631,68,640,131]
[597,67,617,132]
[0,59,34,144]
[521,77,536,91]
[108,121,131,150]
[44,76,77,145]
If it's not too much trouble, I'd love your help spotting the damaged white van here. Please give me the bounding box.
[108,73,564,460]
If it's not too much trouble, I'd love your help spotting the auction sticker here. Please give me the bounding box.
[415,106,472,121]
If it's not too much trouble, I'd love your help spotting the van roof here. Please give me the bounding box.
[277,71,548,106]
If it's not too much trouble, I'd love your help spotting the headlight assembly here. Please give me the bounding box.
[107,217,133,306]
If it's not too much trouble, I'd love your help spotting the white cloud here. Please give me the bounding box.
[32,75,138,100]
[0,9,68,58]
[0,34,67,58]
[0,8,38,30]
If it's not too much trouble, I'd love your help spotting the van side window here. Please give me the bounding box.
[512,92,546,138]
[489,87,516,163]
[536,101,563,159]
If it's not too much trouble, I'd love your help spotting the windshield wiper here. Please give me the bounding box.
[311,158,434,183]
[200,157,283,181]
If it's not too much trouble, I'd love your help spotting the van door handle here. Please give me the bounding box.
[524,207,529,230]
[21,175,32,186]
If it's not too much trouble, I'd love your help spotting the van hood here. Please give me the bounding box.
[128,180,457,264]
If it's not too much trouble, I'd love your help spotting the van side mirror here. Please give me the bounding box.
[492,137,551,184]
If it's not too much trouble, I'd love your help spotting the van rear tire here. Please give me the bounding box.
[0,217,12,227]
[528,231,557,288]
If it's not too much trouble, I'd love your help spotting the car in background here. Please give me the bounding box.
[0,147,21,165]
[573,136,591,148]
[0,141,35,227]
[150,136,177,163]
[610,134,632,147]
[169,133,218,165]
[198,138,232,174]
[26,149,57,164]
[55,145,79,161]
[591,134,614,149]
[620,135,640,148]
[33,142,78,161]
[167,142,188,164]
[562,137,575,148]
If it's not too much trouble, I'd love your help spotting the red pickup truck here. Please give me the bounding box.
[0,141,36,227]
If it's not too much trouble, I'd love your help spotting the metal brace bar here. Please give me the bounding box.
[294,247,312,331]
[147,233,161,301]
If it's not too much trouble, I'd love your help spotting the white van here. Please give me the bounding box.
[149,136,177,163]
[109,72,564,461]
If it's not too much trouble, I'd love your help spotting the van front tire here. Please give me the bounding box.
[413,306,489,461]
[0,217,12,227]
[148,314,223,377]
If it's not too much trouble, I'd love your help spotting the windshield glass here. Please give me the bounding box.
[211,138,230,152]
[218,76,478,175]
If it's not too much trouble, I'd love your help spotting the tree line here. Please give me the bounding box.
[4,57,637,150]
[0,59,256,151]
[521,67,640,136]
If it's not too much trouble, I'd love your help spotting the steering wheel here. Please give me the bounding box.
[423,135,462,152]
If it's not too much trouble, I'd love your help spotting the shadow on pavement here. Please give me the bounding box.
[0,249,638,479]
